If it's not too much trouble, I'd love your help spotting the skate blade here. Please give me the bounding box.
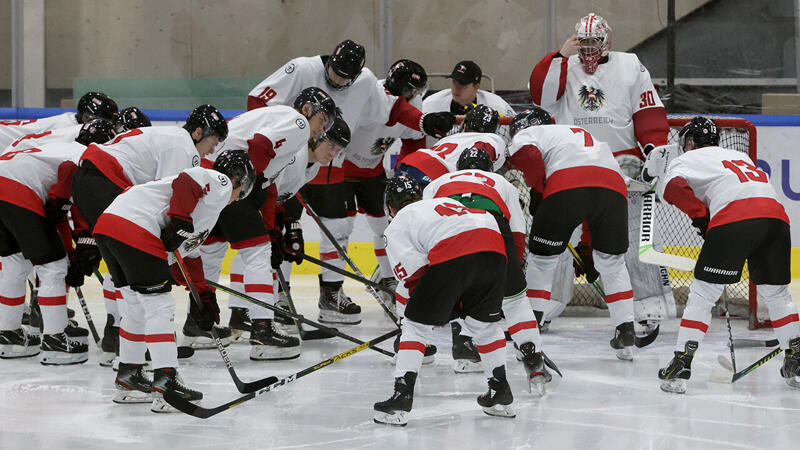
[373,410,408,426]
[482,404,516,418]
[39,351,88,366]
[113,391,154,404]
[615,347,634,361]
[659,379,686,394]
[785,376,800,389]
[318,310,361,325]
[249,345,301,361]
[98,352,116,367]
[454,360,483,373]
[180,334,232,350]
[0,344,40,359]
[150,398,177,413]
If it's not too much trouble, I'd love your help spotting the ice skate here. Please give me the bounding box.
[780,337,800,389]
[151,367,202,413]
[610,321,635,361]
[180,314,232,349]
[658,341,698,394]
[392,335,436,365]
[518,342,551,396]
[0,328,41,359]
[39,332,88,365]
[318,278,361,325]
[228,307,251,343]
[373,371,416,426]
[113,363,153,403]
[249,319,300,360]
[452,322,481,373]
[99,315,119,367]
[477,366,515,418]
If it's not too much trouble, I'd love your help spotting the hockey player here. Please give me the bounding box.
[94,150,255,411]
[0,92,118,150]
[247,39,455,324]
[652,117,800,393]
[528,13,672,333]
[0,120,115,363]
[71,104,229,365]
[374,174,515,426]
[507,107,637,361]
[422,148,553,392]
[199,88,337,360]
[113,107,152,133]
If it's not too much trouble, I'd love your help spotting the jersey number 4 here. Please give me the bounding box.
[722,159,767,183]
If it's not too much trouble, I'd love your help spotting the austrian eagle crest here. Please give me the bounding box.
[578,85,605,111]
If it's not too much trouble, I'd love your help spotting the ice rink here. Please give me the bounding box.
[1,274,798,450]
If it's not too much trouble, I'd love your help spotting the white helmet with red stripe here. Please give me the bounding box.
[575,13,612,74]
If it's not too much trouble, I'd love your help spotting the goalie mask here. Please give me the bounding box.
[576,13,612,74]
[678,116,720,151]
[384,173,422,218]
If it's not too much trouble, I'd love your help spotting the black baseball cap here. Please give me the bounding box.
[447,60,482,85]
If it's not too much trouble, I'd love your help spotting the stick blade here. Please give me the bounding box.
[301,328,337,340]
[639,248,696,271]
[239,376,279,393]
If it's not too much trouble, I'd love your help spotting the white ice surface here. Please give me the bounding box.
[1,275,799,450]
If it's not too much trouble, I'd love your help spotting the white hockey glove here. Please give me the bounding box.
[641,144,681,182]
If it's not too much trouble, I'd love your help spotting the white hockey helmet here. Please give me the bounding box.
[575,13,612,74]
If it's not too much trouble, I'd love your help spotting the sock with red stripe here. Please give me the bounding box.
[526,253,559,316]
[365,215,393,279]
[319,217,351,284]
[759,284,800,349]
[463,316,507,380]
[502,292,541,349]
[119,286,147,364]
[37,257,69,334]
[675,279,721,351]
[102,274,121,327]
[141,291,178,369]
[0,253,30,330]
[239,244,275,320]
[593,251,634,326]
[394,318,433,377]
[228,252,247,309]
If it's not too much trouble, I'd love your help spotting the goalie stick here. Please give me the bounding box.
[638,192,696,271]
[164,327,400,418]
[207,280,395,358]
[275,267,335,340]
[172,251,277,393]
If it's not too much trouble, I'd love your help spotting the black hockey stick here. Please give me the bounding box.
[73,287,101,344]
[172,252,278,393]
[207,280,395,358]
[164,327,400,418]
[300,253,393,294]
[721,287,737,372]
[567,243,659,348]
[297,194,400,325]
[275,268,334,340]
[732,338,780,348]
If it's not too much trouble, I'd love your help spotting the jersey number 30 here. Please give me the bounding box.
[722,159,767,183]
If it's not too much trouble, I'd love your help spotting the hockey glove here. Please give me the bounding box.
[283,221,304,264]
[161,217,194,252]
[65,251,85,288]
[421,112,457,139]
[43,197,72,226]
[691,216,709,238]
[270,229,284,269]
[189,288,220,330]
[74,232,102,275]
[573,243,600,284]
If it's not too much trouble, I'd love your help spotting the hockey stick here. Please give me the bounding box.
[164,327,400,419]
[207,280,395,358]
[638,192,696,271]
[567,243,659,348]
[73,287,101,344]
[718,347,784,383]
[721,287,737,373]
[296,194,400,326]
[275,268,335,340]
[300,253,393,294]
[732,338,780,348]
[172,251,278,393]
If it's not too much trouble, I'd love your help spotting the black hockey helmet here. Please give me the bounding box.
[76,92,119,123]
[384,59,428,99]
[324,39,366,91]
[293,87,337,132]
[321,113,351,148]
[184,104,228,142]
[509,106,555,139]
[457,147,493,172]
[114,106,151,132]
[384,173,422,218]
[212,149,256,200]
[462,104,500,134]
[76,119,115,146]
[678,116,720,151]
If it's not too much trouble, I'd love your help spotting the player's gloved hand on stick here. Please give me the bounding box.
[691,216,709,238]
[43,197,72,226]
[283,221,304,264]
[161,217,194,252]
[573,243,600,283]
[65,251,85,288]
[270,229,284,269]
[189,288,220,330]
[421,112,457,139]
[74,232,102,275]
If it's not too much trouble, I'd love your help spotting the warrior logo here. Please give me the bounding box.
[578,85,605,111]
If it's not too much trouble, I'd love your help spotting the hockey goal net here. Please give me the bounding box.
[502,115,765,329]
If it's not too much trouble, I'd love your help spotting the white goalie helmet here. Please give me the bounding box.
[575,13,612,74]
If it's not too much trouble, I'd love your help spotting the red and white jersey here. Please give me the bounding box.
[429,132,507,171]
[508,124,626,198]
[423,169,526,259]
[422,89,515,147]
[0,112,79,150]
[0,141,86,216]
[93,167,232,260]
[345,78,424,175]
[397,148,455,183]
[80,126,200,189]
[528,51,668,158]
[3,124,83,152]
[213,106,310,185]
[274,147,319,204]
[658,146,789,230]
[384,198,505,289]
